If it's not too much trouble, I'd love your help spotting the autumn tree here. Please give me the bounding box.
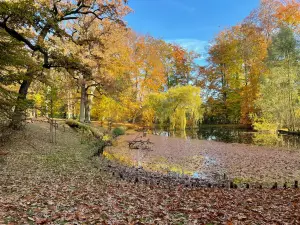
[66,18,130,123]
[168,44,200,87]
[201,14,269,125]
[245,0,279,40]
[234,23,268,124]
[0,0,130,128]
[200,28,242,124]
[276,0,300,28]
[114,33,173,123]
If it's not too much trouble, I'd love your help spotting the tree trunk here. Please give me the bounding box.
[84,90,90,123]
[287,55,296,132]
[221,64,228,123]
[79,81,86,123]
[10,78,32,129]
[67,91,73,119]
[85,85,96,123]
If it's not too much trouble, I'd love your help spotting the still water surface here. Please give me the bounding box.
[154,126,300,149]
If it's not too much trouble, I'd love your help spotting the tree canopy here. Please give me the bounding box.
[0,0,299,132]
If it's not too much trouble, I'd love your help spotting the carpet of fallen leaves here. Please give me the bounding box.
[111,134,300,186]
[1,122,300,224]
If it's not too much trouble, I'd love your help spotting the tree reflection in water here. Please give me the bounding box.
[153,126,300,149]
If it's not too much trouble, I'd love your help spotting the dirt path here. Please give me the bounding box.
[1,123,300,224]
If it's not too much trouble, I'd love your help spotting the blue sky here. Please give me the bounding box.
[125,0,260,65]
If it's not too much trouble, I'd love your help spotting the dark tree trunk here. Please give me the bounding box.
[10,79,32,129]
[84,91,91,123]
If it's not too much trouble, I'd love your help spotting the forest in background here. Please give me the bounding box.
[0,0,299,132]
[201,0,300,132]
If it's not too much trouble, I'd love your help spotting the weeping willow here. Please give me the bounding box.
[144,85,203,130]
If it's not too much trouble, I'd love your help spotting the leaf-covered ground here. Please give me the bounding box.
[1,122,300,224]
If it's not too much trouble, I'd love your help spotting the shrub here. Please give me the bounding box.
[250,115,278,132]
[112,126,125,136]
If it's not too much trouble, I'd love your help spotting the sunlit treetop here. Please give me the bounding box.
[276,0,300,27]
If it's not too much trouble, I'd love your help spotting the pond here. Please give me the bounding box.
[103,125,300,185]
[103,134,219,181]
[153,125,300,149]
[104,131,300,185]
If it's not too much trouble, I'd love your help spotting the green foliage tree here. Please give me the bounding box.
[144,85,203,130]
[255,26,300,131]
